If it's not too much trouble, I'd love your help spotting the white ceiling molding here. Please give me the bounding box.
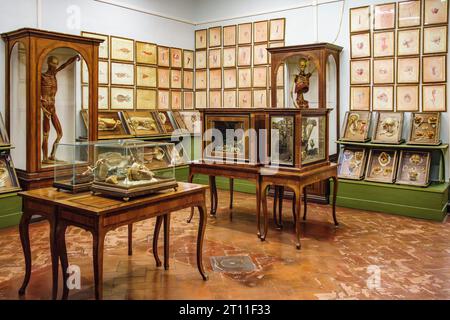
[93,0,344,26]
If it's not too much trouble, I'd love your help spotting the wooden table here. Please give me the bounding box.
[260,164,339,249]
[19,182,209,300]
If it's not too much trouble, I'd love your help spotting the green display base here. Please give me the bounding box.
[331,179,449,221]
[0,192,22,229]
[193,175,256,194]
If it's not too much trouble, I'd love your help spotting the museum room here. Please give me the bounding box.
[0,0,449,305]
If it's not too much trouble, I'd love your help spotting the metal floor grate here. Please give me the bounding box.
[210,256,257,273]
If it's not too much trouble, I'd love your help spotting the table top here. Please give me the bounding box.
[19,182,208,215]
[260,163,338,178]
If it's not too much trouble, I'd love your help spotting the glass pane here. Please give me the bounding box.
[301,115,326,165]
[270,116,294,166]
[326,55,338,154]
[286,55,319,108]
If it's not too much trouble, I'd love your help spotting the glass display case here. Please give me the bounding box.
[91,140,177,201]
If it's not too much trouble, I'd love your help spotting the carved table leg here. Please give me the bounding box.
[303,187,308,221]
[293,188,302,250]
[49,218,59,300]
[292,193,297,225]
[92,230,106,300]
[128,224,133,256]
[164,214,171,270]
[278,186,284,229]
[260,183,269,241]
[256,177,262,239]
[153,216,163,267]
[187,172,195,223]
[196,205,208,280]
[331,176,339,226]
[209,176,218,217]
[18,213,32,296]
[229,178,234,209]
[57,221,69,300]
[273,187,280,229]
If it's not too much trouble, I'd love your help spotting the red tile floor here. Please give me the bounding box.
[0,189,450,300]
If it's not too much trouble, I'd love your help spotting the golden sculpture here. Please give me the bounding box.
[41,54,80,164]
[291,58,315,109]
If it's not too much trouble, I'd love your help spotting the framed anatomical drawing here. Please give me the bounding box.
[422,84,447,111]
[209,27,222,47]
[373,31,395,57]
[338,148,367,180]
[170,48,183,69]
[98,86,109,110]
[223,47,236,68]
[195,50,207,69]
[424,0,449,25]
[350,6,370,33]
[238,68,252,88]
[224,68,237,89]
[136,41,157,65]
[408,112,441,145]
[396,85,419,111]
[183,50,194,69]
[195,91,207,109]
[183,91,194,109]
[423,26,448,54]
[423,55,447,83]
[223,25,237,46]
[350,59,370,85]
[254,43,268,65]
[397,57,420,83]
[254,20,269,43]
[136,88,157,110]
[238,46,252,66]
[341,111,371,142]
[110,36,134,62]
[209,48,222,69]
[224,90,237,108]
[158,90,170,109]
[183,70,194,90]
[398,0,421,28]
[195,29,207,49]
[209,90,222,108]
[373,86,394,111]
[209,69,222,89]
[372,112,404,144]
[195,70,207,90]
[82,31,109,59]
[157,46,170,67]
[171,90,182,110]
[365,149,398,183]
[253,66,267,88]
[99,61,109,85]
[350,86,371,111]
[253,89,268,108]
[136,65,157,88]
[170,69,182,89]
[351,33,371,59]
[158,68,170,89]
[373,58,394,84]
[238,23,252,44]
[396,151,432,187]
[238,90,252,108]
[397,29,421,56]
[0,154,21,194]
[269,18,285,41]
[110,87,134,109]
[374,3,396,30]
[111,62,134,86]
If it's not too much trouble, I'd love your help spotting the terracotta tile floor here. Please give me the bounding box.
[0,189,450,300]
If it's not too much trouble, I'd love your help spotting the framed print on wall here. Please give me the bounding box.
[136,41,157,65]
[253,89,268,108]
[183,70,194,90]
[373,58,394,84]
[350,6,371,33]
[397,28,421,56]
[253,66,267,88]
[398,0,421,28]
[195,50,207,69]
[195,91,207,109]
[183,50,194,69]
[209,48,222,69]
[82,31,109,59]
[223,47,236,68]
[136,65,157,88]
[195,70,207,90]
[136,88,157,110]
[422,84,447,111]
[397,57,420,83]
[350,86,371,110]
[424,0,449,25]
[238,23,252,44]
[209,90,222,108]
[111,36,134,62]
[209,27,222,47]
[269,18,285,41]
[238,90,252,108]
[99,61,109,85]
[423,55,447,83]
[183,91,194,109]
[170,48,183,69]
[158,90,170,109]
[374,3,396,30]
[170,69,182,89]
[423,26,448,54]
[396,85,419,111]
[373,86,394,111]
[158,46,170,67]
[238,68,252,88]
[223,25,237,46]
[111,86,134,109]
[254,43,268,65]
[254,20,269,43]
[223,90,237,108]
[238,46,252,66]
[224,68,237,89]
[158,68,170,89]
[195,29,207,49]
[111,62,134,86]
[373,31,395,57]
[171,90,182,110]
[351,33,371,59]
[98,86,109,110]
[209,69,222,89]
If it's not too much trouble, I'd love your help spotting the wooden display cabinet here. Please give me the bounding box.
[2,28,102,189]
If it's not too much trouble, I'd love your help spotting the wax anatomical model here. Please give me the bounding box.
[41,54,80,164]
[291,58,315,109]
